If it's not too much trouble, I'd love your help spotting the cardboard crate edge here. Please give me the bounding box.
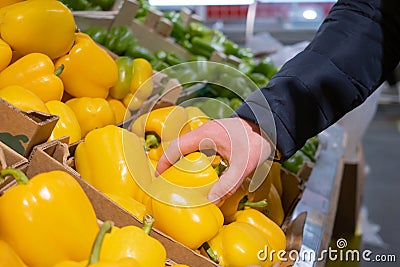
[0,98,59,157]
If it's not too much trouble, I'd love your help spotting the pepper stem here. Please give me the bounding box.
[54,64,64,76]
[237,195,268,211]
[145,133,160,150]
[202,242,219,264]
[88,220,114,266]
[0,168,29,185]
[142,214,155,235]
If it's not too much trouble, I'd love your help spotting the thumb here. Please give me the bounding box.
[207,161,248,204]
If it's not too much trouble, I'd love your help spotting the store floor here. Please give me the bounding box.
[359,102,400,266]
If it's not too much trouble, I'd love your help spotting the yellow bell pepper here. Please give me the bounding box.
[160,151,219,196]
[0,0,25,9]
[0,168,99,267]
[233,208,286,263]
[251,180,285,226]
[149,179,224,250]
[203,221,274,267]
[131,105,191,161]
[107,98,131,124]
[65,97,116,137]
[0,38,11,71]
[0,85,49,113]
[45,100,82,144]
[0,0,76,60]
[218,177,268,224]
[55,32,118,99]
[101,215,166,267]
[270,161,283,197]
[104,193,148,221]
[0,240,26,267]
[0,52,64,102]
[264,184,285,226]
[74,125,153,205]
[184,106,210,131]
[122,58,153,111]
[53,221,141,267]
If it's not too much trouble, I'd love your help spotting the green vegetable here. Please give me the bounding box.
[124,45,156,63]
[229,98,242,110]
[197,98,232,119]
[104,25,137,55]
[223,40,240,56]
[59,0,101,11]
[165,52,184,66]
[164,11,188,43]
[83,26,108,45]
[89,0,115,10]
[253,56,278,79]
[249,72,269,88]
[109,57,133,100]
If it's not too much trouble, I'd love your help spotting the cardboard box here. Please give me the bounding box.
[44,140,307,266]
[0,141,28,191]
[18,140,216,266]
[0,98,59,157]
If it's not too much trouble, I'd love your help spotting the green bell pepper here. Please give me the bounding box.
[109,56,133,100]
[124,45,156,63]
[229,98,242,110]
[223,40,240,56]
[249,72,269,88]
[300,138,319,163]
[197,98,232,119]
[104,25,137,55]
[89,0,115,10]
[165,52,184,66]
[253,56,278,79]
[188,21,213,38]
[60,0,101,11]
[282,150,312,174]
[83,26,108,45]
[164,11,188,43]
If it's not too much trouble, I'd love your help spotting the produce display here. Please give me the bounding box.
[59,0,116,11]
[0,1,313,267]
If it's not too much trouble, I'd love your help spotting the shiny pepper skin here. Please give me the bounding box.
[149,179,224,250]
[0,0,76,60]
[65,97,116,137]
[234,208,286,264]
[122,58,153,111]
[0,38,11,71]
[0,85,49,113]
[101,220,166,267]
[0,53,64,102]
[0,0,24,9]
[205,222,274,267]
[74,125,154,203]
[0,240,26,267]
[55,32,118,99]
[0,169,99,267]
[45,100,82,144]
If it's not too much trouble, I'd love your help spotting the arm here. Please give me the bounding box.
[236,0,400,161]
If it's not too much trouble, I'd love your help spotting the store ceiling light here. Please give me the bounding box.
[303,9,318,20]
[149,0,254,6]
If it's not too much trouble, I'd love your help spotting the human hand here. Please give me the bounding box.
[155,117,272,204]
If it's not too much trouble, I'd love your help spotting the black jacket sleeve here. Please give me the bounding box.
[235,0,400,161]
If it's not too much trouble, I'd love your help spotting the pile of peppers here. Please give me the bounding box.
[0,0,156,144]
[72,104,288,267]
[0,168,169,267]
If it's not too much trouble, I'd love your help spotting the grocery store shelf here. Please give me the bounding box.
[290,124,346,267]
